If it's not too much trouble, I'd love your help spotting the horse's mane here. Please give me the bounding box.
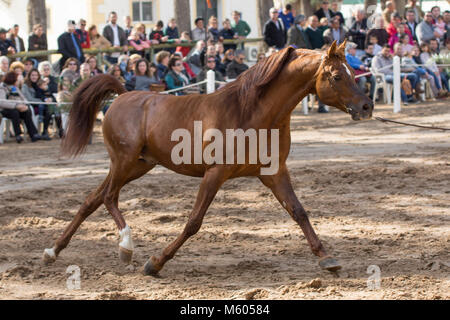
[219,46,299,120]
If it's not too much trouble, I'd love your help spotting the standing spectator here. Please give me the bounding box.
[305,16,324,49]
[155,50,170,79]
[57,20,84,72]
[0,28,15,56]
[366,16,390,48]
[279,4,295,30]
[9,25,25,53]
[323,16,347,45]
[28,24,48,62]
[165,18,179,41]
[405,9,419,42]
[88,25,111,49]
[348,9,368,57]
[417,12,440,45]
[314,1,334,22]
[287,14,312,49]
[231,11,251,39]
[196,55,224,93]
[405,0,423,23]
[0,56,9,78]
[263,7,286,50]
[175,31,192,58]
[75,19,90,49]
[331,1,345,26]
[165,56,189,95]
[431,6,440,24]
[219,19,237,51]
[207,16,220,42]
[345,42,376,99]
[150,20,168,43]
[103,11,128,64]
[188,40,205,75]
[192,17,206,41]
[0,71,40,143]
[226,50,248,80]
[387,13,413,44]
[382,1,396,25]
[128,28,150,57]
[124,16,133,38]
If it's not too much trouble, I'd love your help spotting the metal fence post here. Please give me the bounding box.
[302,97,308,115]
[393,56,401,113]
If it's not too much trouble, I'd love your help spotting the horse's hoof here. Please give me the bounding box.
[319,256,342,272]
[43,248,57,265]
[119,246,133,264]
[143,257,160,276]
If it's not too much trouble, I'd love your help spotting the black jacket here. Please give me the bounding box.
[347,18,368,50]
[314,8,334,21]
[9,35,25,53]
[57,32,85,69]
[102,24,128,46]
[263,19,286,49]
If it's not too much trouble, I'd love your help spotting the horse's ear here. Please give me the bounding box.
[327,41,337,58]
[338,40,347,55]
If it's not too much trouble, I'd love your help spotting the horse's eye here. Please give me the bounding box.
[333,75,341,81]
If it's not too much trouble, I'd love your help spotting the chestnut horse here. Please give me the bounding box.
[43,41,373,275]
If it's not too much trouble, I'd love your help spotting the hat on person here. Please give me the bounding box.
[294,14,306,24]
[0,28,7,34]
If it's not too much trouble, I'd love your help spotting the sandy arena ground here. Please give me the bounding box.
[0,99,449,300]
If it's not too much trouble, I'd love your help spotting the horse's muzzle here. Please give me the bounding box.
[349,101,374,121]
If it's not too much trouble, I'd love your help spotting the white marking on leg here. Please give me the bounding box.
[343,63,352,77]
[119,225,134,251]
[44,247,56,259]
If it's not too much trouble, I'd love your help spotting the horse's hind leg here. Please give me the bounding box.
[143,167,227,276]
[103,159,155,264]
[43,173,111,264]
[258,165,341,272]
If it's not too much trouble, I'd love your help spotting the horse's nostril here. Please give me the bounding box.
[363,104,371,111]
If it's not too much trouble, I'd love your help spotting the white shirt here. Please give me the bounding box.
[14,36,21,52]
[110,23,120,57]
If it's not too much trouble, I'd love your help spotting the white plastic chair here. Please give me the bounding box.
[370,68,392,104]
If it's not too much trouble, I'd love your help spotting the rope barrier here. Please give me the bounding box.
[161,80,207,94]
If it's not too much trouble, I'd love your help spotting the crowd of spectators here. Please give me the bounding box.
[0,1,449,143]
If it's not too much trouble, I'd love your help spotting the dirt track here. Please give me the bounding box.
[0,100,449,300]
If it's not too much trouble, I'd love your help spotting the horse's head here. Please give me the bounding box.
[315,41,373,121]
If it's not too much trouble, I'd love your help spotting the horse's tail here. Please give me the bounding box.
[61,74,127,158]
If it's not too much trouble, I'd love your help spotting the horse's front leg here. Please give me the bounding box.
[258,165,341,272]
[143,167,228,276]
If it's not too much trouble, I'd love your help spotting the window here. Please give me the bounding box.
[196,0,218,22]
[132,1,153,22]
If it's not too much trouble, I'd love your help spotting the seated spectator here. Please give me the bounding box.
[88,25,111,50]
[176,31,192,58]
[188,40,206,76]
[215,42,225,61]
[305,15,324,49]
[200,44,221,69]
[222,49,235,71]
[399,34,414,56]
[192,18,206,42]
[86,55,103,76]
[388,18,413,52]
[345,42,376,99]
[429,38,440,54]
[440,38,450,55]
[226,50,248,79]
[75,19,90,49]
[28,24,48,62]
[208,16,220,42]
[0,56,9,78]
[118,54,133,82]
[23,59,35,77]
[348,9,368,57]
[195,55,225,93]
[361,44,375,68]
[164,56,190,95]
[0,28,15,56]
[22,68,52,140]
[172,52,196,81]
[393,43,422,95]
[128,27,151,57]
[366,16,389,48]
[108,64,126,85]
[219,19,237,51]
[367,34,382,56]
[73,62,92,88]
[155,50,170,79]
[39,61,63,137]
[60,58,80,85]
[287,14,312,49]
[126,59,160,91]
[404,9,419,42]
[323,16,346,45]
[9,61,25,88]
[257,52,266,63]
[0,71,41,143]
[372,45,417,103]
[434,16,446,39]
[56,77,73,119]
[417,12,440,45]
[264,7,287,50]
[420,42,447,92]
